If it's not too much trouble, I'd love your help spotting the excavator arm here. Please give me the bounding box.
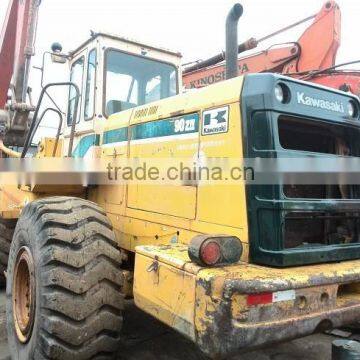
[183,1,343,89]
[283,1,341,74]
[184,43,300,88]
[304,71,360,97]
[0,0,41,146]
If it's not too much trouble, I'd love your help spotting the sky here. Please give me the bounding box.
[0,0,359,103]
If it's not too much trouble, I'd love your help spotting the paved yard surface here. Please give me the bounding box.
[0,290,341,360]
[119,302,336,360]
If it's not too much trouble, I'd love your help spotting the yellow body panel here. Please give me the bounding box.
[134,244,360,358]
[134,249,197,340]
[93,76,250,260]
[0,186,35,218]
[36,137,63,158]
[4,70,360,358]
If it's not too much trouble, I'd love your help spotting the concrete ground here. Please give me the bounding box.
[119,303,336,360]
[0,290,343,360]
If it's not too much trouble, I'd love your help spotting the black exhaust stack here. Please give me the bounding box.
[226,3,243,80]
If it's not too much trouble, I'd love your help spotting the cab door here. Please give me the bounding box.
[63,47,99,158]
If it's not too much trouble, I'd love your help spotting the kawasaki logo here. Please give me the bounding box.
[296,92,345,113]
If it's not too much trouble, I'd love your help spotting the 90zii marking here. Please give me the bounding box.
[174,118,196,133]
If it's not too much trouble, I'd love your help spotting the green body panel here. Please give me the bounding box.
[241,74,360,267]
[72,134,100,158]
[130,113,199,140]
[103,127,128,144]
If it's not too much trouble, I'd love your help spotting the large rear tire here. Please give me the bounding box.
[0,218,16,287]
[6,197,124,359]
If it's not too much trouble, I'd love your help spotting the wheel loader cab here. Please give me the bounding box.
[62,33,182,158]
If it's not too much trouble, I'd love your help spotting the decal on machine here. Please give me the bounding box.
[202,106,229,136]
[296,92,345,113]
[131,113,199,141]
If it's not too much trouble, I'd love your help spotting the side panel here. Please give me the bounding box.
[0,186,36,219]
[197,103,248,232]
[133,251,197,340]
[127,113,199,219]
[102,127,129,210]
[98,76,247,254]
[134,245,360,359]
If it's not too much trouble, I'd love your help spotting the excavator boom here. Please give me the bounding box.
[0,0,41,146]
[0,0,40,106]
[184,43,300,88]
[183,1,347,91]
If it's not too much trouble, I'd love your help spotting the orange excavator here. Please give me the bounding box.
[183,1,360,96]
[0,0,40,147]
[0,0,359,149]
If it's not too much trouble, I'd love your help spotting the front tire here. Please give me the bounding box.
[6,197,124,359]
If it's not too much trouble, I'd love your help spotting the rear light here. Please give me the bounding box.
[200,240,221,265]
[188,234,243,267]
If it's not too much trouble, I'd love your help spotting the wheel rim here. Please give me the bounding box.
[12,246,36,343]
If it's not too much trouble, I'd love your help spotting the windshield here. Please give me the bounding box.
[105,49,177,116]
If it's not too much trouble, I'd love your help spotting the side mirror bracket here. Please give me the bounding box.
[50,42,68,64]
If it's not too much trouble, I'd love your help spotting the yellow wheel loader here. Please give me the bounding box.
[2,1,360,359]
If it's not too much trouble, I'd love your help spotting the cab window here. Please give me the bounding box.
[67,57,84,126]
[105,50,177,117]
[84,49,97,120]
[145,75,161,103]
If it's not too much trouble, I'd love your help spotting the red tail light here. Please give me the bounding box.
[200,241,221,265]
[188,234,243,267]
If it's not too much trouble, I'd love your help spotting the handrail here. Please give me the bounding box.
[21,82,80,158]
[31,107,63,156]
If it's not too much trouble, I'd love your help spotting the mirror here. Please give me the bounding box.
[51,53,67,64]
[50,42,67,64]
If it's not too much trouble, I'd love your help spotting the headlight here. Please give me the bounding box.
[274,84,284,103]
[274,83,291,104]
[348,100,358,118]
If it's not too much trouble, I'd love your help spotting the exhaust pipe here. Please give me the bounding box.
[226,3,243,80]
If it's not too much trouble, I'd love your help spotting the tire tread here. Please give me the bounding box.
[10,197,123,359]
